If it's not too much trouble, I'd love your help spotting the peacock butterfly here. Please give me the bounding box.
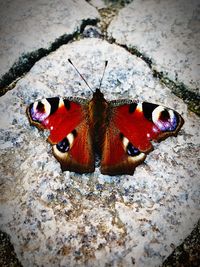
[27,60,184,175]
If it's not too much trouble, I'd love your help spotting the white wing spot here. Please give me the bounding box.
[152,106,164,124]
[41,99,51,116]
[59,98,64,107]
[122,136,129,149]
[66,132,74,148]
[137,103,143,112]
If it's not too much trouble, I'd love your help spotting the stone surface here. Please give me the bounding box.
[108,0,200,92]
[0,38,199,267]
[0,0,99,79]
[0,231,22,267]
[163,219,200,267]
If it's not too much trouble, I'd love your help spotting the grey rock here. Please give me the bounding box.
[163,219,200,266]
[0,39,199,267]
[108,0,200,92]
[0,0,99,79]
[82,26,102,38]
[0,231,22,267]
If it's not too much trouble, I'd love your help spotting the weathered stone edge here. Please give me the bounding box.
[162,219,200,267]
[0,230,22,267]
[0,18,99,96]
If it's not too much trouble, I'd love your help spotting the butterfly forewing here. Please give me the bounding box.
[27,97,95,173]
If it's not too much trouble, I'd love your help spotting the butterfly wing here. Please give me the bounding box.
[101,101,184,175]
[27,97,95,173]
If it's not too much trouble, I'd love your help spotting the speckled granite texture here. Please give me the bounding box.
[108,0,200,92]
[0,0,199,266]
[0,39,199,267]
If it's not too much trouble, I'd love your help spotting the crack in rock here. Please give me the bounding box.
[0,19,98,97]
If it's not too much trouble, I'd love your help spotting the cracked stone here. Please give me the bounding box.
[108,0,200,93]
[0,38,199,267]
[0,0,99,80]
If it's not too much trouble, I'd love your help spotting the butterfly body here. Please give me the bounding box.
[27,88,184,175]
[88,89,107,154]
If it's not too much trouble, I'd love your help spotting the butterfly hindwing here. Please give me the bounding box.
[27,97,95,173]
[101,120,146,175]
[100,101,184,175]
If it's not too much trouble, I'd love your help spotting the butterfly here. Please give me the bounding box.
[27,60,184,175]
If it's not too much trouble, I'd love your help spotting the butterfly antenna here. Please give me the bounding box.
[99,60,108,89]
[68,59,94,92]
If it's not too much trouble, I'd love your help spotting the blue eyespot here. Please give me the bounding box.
[159,112,178,131]
[56,138,70,153]
[30,102,47,122]
[127,143,140,156]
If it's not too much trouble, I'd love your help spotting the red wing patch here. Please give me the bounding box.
[27,97,95,173]
[100,101,183,175]
[27,97,83,144]
[112,102,184,152]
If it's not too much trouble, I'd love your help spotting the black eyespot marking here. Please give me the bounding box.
[56,137,70,153]
[29,103,34,114]
[37,101,45,112]
[72,129,77,138]
[127,142,140,157]
[47,97,59,115]
[159,109,170,121]
[119,132,124,140]
[142,102,158,121]
[64,99,71,110]
[129,103,137,113]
